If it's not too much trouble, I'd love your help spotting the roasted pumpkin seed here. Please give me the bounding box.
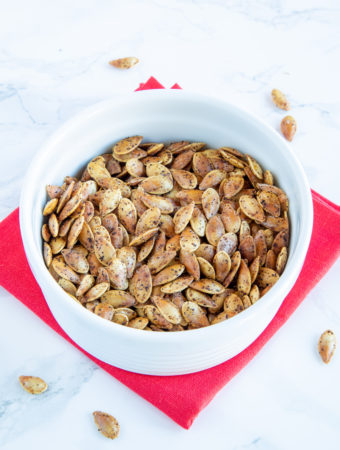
[93,410,120,440]
[19,376,48,394]
[318,330,336,364]
[43,137,289,330]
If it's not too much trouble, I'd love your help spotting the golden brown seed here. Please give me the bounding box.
[152,230,166,256]
[78,221,95,253]
[109,56,139,69]
[94,303,114,320]
[249,284,260,303]
[97,267,110,284]
[256,267,279,289]
[242,295,252,309]
[206,215,225,247]
[257,183,289,212]
[211,310,236,324]
[249,256,260,283]
[140,173,173,195]
[136,207,161,235]
[213,251,231,283]
[179,250,200,281]
[239,235,256,263]
[192,152,214,177]
[93,411,120,440]
[126,158,145,177]
[265,249,276,270]
[83,282,110,303]
[272,230,289,255]
[224,251,241,287]
[43,198,58,216]
[171,169,197,189]
[130,265,152,303]
[94,230,116,266]
[128,317,149,329]
[220,150,245,168]
[137,235,156,262]
[239,195,265,222]
[101,290,135,308]
[129,227,159,247]
[186,288,216,308]
[87,253,102,277]
[195,243,215,263]
[145,305,173,330]
[106,258,128,290]
[160,275,194,293]
[99,189,122,216]
[172,150,194,169]
[173,202,195,234]
[42,223,51,242]
[262,216,289,233]
[281,115,297,141]
[190,278,225,294]
[147,249,176,274]
[56,181,74,213]
[52,255,80,284]
[217,232,238,256]
[223,176,244,199]
[140,191,175,214]
[62,248,89,273]
[224,293,244,315]
[190,207,206,237]
[246,155,263,180]
[76,274,95,297]
[43,242,52,267]
[237,259,251,295]
[152,296,182,324]
[197,257,216,279]
[180,227,200,253]
[176,189,203,205]
[58,278,77,296]
[67,215,85,249]
[48,213,59,238]
[19,376,48,394]
[318,330,336,364]
[159,214,175,237]
[199,169,226,190]
[263,170,274,185]
[152,264,185,286]
[271,88,290,111]
[116,247,136,279]
[59,189,82,222]
[254,230,267,266]
[239,220,250,242]
[46,184,63,199]
[257,191,281,218]
[182,301,209,328]
[221,202,241,234]
[202,188,220,220]
[117,198,137,234]
[276,246,288,275]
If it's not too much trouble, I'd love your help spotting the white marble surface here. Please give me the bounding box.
[1,0,340,448]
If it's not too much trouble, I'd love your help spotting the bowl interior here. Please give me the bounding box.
[21,89,313,338]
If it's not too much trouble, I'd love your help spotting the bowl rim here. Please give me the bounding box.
[19,88,313,344]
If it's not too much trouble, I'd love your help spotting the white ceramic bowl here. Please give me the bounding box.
[20,89,313,375]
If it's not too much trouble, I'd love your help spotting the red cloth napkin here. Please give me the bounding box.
[0,77,340,430]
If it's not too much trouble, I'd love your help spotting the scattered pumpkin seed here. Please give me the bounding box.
[19,376,48,394]
[318,330,336,364]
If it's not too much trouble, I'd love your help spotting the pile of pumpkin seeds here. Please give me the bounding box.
[42,136,289,331]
